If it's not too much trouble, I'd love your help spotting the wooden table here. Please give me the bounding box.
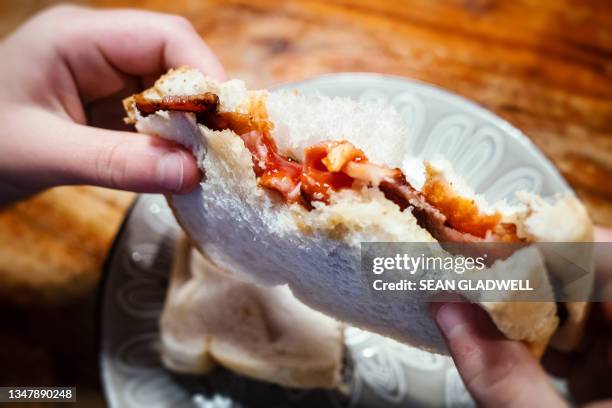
[0,0,610,405]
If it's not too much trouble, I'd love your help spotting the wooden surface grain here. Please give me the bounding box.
[89,0,612,225]
[0,0,610,405]
[0,187,133,304]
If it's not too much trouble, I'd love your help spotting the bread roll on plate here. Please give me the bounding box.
[160,234,344,389]
[125,68,593,357]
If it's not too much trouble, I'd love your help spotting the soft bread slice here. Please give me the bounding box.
[471,247,559,357]
[514,192,594,351]
[127,68,593,356]
[160,234,344,389]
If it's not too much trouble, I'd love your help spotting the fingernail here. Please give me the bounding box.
[435,303,466,339]
[156,150,184,192]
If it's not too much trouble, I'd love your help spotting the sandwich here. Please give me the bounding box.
[124,67,594,357]
[160,234,344,389]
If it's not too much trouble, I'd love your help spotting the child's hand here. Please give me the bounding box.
[0,5,226,203]
[432,227,612,407]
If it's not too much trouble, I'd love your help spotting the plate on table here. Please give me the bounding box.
[99,73,570,407]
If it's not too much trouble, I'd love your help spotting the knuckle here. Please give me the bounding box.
[41,4,83,19]
[168,15,193,30]
[468,361,511,390]
[466,361,520,407]
[95,142,129,190]
[30,4,87,43]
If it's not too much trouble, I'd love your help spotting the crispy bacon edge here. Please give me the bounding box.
[133,92,219,116]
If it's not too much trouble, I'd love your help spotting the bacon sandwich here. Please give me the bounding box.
[124,68,593,357]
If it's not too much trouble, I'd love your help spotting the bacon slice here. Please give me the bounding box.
[244,130,304,204]
[134,93,219,116]
[311,143,520,243]
[307,142,480,242]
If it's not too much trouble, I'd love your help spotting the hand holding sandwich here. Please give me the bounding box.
[0,5,225,204]
[433,226,612,407]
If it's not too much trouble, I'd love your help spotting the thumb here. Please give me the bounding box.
[3,110,200,194]
[64,126,201,193]
[432,302,567,408]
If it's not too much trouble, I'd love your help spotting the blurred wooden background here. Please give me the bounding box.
[0,0,610,406]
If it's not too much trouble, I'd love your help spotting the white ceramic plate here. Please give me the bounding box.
[99,73,570,408]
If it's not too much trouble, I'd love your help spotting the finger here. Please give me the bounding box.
[42,5,227,103]
[1,109,200,194]
[431,302,567,408]
[98,8,226,78]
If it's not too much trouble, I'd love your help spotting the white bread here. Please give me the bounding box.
[126,67,594,355]
[160,234,344,388]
